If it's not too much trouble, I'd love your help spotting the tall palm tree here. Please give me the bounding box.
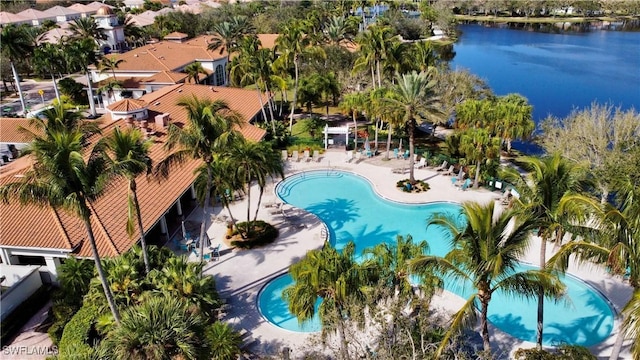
[100,127,153,274]
[284,241,378,360]
[323,15,358,46]
[103,296,209,360]
[32,43,64,103]
[410,201,565,357]
[501,153,589,349]
[22,102,100,139]
[226,138,283,233]
[547,184,640,359]
[339,92,367,151]
[1,24,33,115]
[459,128,501,189]
[275,20,324,132]
[192,158,242,232]
[494,94,534,153]
[68,17,107,42]
[184,61,206,85]
[99,55,125,81]
[380,71,444,183]
[208,15,253,86]
[354,25,394,89]
[0,127,121,324]
[155,96,241,262]
[64,38,100,117]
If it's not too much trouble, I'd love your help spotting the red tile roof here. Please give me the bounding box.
[107,99,149,112]
[0,118,38,143]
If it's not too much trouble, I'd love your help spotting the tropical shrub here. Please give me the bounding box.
[206,322,243,360]
[57,304,101,360]
[230,220,279,249]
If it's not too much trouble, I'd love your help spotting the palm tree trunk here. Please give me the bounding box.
[474,159,481,189]
[255,87,268,124]
[199,163,212,262]
[480,299,491,352]
[245,171,252,228]
[51,73,61,103]
[337,316,350,360]
[376,59,382,89]
[130,179,150,274]
[264,84,277,135]
[288,57,300,132]
[352,110,358,151]
[536,237,547,349]
[609,317,626,360]
[253,186,264,223]
[85,70,97,117]
[370,65,376,89]
[408,120,416,183]
[10,61,27,115]
[82,217,121,324]
[385,125,393,160]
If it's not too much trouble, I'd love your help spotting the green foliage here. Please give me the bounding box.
[396,179,430,193]
[205,322,243,360]
[57,304,101,359]
[514,345,597,360]
[57,78,88,105]
[302,115,327,140]
[230,220,279,249]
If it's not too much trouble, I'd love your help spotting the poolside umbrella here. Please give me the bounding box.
[364,137,370,152]
[398,138,403,152]
[181,221,188,240]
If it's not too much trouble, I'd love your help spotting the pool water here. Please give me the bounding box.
[258,170,614,346]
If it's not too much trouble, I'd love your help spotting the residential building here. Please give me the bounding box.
[0,84,268,280]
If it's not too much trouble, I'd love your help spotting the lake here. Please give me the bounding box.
[450,24,640,125]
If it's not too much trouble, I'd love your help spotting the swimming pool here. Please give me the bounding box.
[258,170,614,346]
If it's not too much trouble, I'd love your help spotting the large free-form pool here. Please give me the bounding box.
[258,170,614,346]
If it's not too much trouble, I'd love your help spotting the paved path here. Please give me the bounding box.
[199,149,633,359]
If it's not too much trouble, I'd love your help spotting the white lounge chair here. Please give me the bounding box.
[281,150,288,162]
[434,160,448,171]
[442,165,455,176]
[345,150,354,163]
[415,158,426,169]
[303,150,311,162]
[312,150,321,162]
[291,150,299,162]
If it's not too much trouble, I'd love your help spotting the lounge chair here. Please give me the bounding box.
[303,150,310,162]
[355,151,362,162]
[393,148,399,159]
[291,150,299,162]
[345,150,354,163]
[312,150,321,162]
[403,150,410,159]
[391,167,406,174]
[281,150,288,162]
[415,158,426,169]
[434,160,448,171]
[458,178,472,191]
[209,244,221,261]
[442,165,455,176]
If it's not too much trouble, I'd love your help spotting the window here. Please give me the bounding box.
[215,64,225,85]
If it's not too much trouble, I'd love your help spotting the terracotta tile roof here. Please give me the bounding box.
[0,11,30,24]
[86,2,114,11]
[0,118,39,144]
[0,85,267,258]
[257,34,278,50]
[129,13,155,27]
[67,3,96,14]
[164,31,188,40]
[139,84,267,141]
[94,37,227,73]
[142,71,188,84]
[0,118,201,258]
[17,8,53,21]
[107,99,149,112]
[40,28,74,44]
[96,76,145,89]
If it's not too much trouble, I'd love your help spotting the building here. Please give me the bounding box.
[0,84,268,280]
[93,6,126,54]
[89,35,229,109]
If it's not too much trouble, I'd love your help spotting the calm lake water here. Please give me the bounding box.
[450,24,640,124]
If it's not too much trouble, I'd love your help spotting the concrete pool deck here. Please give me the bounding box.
[196,149,633,359]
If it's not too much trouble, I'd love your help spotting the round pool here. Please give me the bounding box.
[258,170,614,346]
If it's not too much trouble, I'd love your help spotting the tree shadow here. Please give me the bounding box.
[306,198,359,231]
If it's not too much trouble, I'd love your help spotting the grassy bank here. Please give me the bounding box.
[454,14,638,23]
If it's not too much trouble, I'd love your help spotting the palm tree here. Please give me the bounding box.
[208,15,253,85]
[494,94,534,153]
[32,43,64,103]
[57,257,94,302]
[226,138,283,233]
[68,17,107,42]
[410,201,566,357]
[0,126,121,324]
[155,96,241,262]
[459,128,501,189]
[354,25,395,89]
[64,38,100,117]
[547,184,640,359]
[380,71,444,183]
[275,20,324,132]
[184,61,206,85]
[99,55,125,81]
[23,102,99,137]
[284,241,378,360]
[412,40,438,72]
[205,322,242,360]
[339,92,367,151]
[192,158,241,230]
[100,127,153,274]
[1,24,33,115]
[501,153,589,349]
[103,296,209,360]
[323,15,358,46]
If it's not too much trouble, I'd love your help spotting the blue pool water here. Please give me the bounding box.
[258,170,614,346]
